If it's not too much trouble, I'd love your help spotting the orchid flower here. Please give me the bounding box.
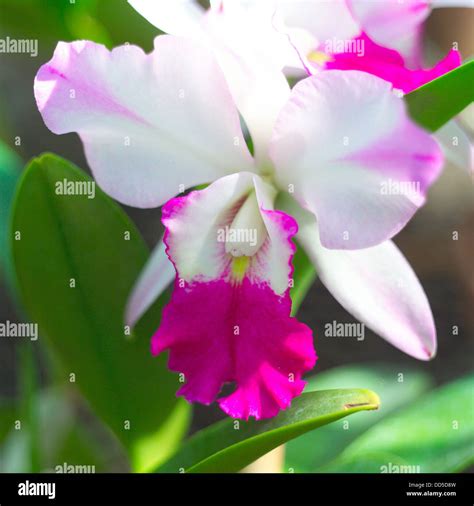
[345,0,473,66]
[34,36,443,419]
[129,0,473,173]
[128,0,470,85]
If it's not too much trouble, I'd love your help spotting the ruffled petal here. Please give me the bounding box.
[154,277,315,419]
[270,70,443,250]
[34,37,253,208]
[161,172,255,283]
[152,174,316,419]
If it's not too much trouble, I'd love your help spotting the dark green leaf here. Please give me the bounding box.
[157,388,380,473]
[321,375,474,473]
[286,364,433,472]
[10,153,190,471]
[290,244,316,316]
[0,399,15,444]
[0,141,21,280]
[406,60,474,132]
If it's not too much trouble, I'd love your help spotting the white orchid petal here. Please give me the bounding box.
[270,70,443,250]
[436,119,474,174]
[282,198,436,360]
[163,173,256,282]
[277,0,359,45]
[431,0,474,8]
[34,37,253,209]
[128,0,205,36]
[204,3,292,161]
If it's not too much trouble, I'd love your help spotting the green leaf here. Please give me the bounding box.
[0,141,21,280]
[290,244,317,316]
[321,375,474,473]
[10,153,190,472]
[0,0,157,51]
[405,60,474,132]
[0,0,110,45]
[156,388,380,473]
[0,399,15,444]
[285,364,433,472]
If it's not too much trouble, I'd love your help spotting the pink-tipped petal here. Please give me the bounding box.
[282,198,436,360]
[253,177,297,294]
[161,172,256,283]
[34,37,253,208]
[270,70,443,250]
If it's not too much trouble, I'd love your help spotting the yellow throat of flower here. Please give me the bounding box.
[307,50,331,65]
[231,255,250,283]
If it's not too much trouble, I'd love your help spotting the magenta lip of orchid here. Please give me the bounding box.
[33,1,462,419]
[153,177,316,420]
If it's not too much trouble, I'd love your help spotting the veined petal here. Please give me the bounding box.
[161,172,255,283]
[253,177,297,295]
[34,37,253,208]
[282,197,436,361]
[270,70,443,250]
[153,173,316,419]
[162,172,296,294]
[125,237,175,327]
